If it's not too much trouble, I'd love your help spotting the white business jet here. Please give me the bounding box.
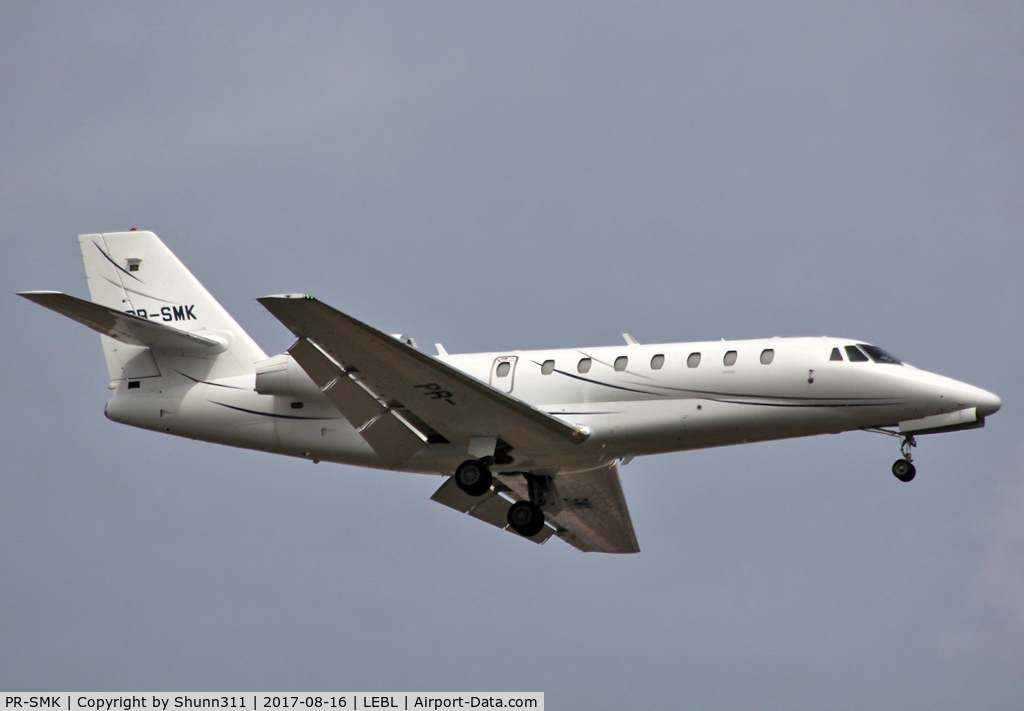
[20,231,1001,553]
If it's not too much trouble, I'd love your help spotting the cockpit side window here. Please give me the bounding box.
[830,347,843,361]
[845,345,869,362]
[859,344,902,365]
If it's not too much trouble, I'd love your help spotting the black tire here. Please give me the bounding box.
[454,459,492,497]
[903,462,916,482]
[507,501,545,537]
[892,459,916,483]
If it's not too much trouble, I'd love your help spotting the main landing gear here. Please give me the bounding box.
[453,460,549,537]
[506,474,550,538]
[507,500,545,537]
[454,458,493,497]
[892,434,917,483]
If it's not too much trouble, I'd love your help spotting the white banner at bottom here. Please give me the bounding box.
[0,695,543,711]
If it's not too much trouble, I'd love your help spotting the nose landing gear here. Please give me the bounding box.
[892,435,917,483]
[863,427,919,482]
[892,457,916,482]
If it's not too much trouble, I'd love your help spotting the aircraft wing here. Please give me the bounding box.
[18,291,223,353]
[257,295,588,454]
[500,464,641,553]
[431,463,640,553]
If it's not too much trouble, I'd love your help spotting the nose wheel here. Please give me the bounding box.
[892,457,916,482]
[892,434,917,483]
[863,427,920,483]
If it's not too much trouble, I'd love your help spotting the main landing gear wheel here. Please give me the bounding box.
[507,500,545,538]
[892,458,916,483]
[454,459,493,497]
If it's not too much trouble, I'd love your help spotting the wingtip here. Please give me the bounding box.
[17,290,66,304]
[258,293,312,302]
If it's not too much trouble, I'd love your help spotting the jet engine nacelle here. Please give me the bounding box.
[254,353,322,398]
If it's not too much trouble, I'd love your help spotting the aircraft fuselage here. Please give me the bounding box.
[104,335,1001,476]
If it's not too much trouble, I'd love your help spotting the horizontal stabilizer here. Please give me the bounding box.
[19,291,225,353]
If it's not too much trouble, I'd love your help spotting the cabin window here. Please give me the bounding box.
[687,352,701,368]
[290,401,304,409]
[723,350,737,366]
[859,344,903,365]
[614,356,628,371]
[496,361,511,377]
[760,349,774,365]
[541,359,555,375]
[578,357,592,373]
[845,345,869,362]
[651,354,665,370]
[830,347,843,361]
[127,381,140,390]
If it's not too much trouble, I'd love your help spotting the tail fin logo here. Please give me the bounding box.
[126,305,197,322]
[94,242,144,282]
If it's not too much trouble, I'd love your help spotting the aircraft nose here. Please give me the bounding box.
[974,387,1002,418]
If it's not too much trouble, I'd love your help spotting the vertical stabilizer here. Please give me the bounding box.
[79,231,266,379]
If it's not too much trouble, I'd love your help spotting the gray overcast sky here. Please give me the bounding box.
[2,3,1022,708]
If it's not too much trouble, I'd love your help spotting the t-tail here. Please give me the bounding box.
[19,231,266,390]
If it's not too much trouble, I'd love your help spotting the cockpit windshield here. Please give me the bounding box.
[845,345,869,362]
[858,344,902,365]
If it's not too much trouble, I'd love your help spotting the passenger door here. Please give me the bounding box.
[489,356,518,393]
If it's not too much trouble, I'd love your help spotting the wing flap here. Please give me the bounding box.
[287,337,425,467]
[431,475,496,513]
[288,337,384,428]
[358,411,427,468]
[258,295,587,450]
[19,291,223,353]
[467,491,518,529]
[287,337,346,389]
[430,477,554,546]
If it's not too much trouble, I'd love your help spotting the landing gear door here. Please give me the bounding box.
[489,356,518,393]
